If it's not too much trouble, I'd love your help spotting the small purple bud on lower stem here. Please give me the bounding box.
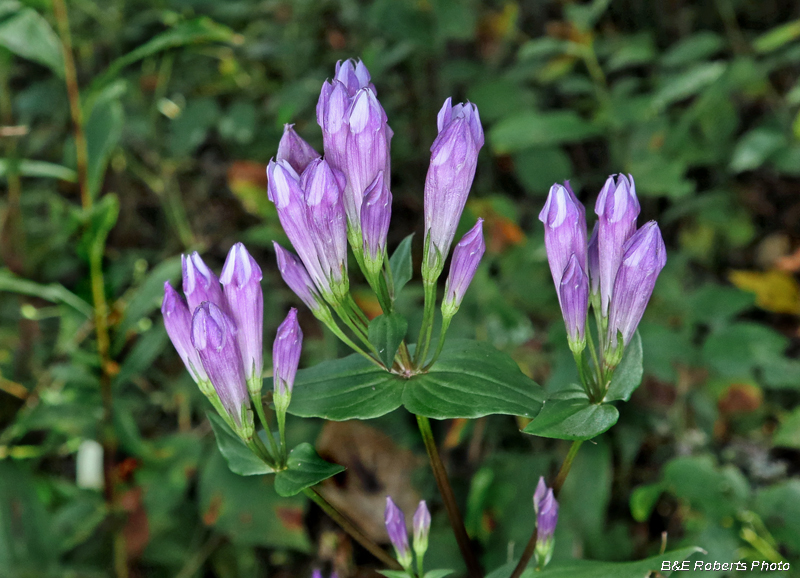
[558,254,589,354]
[162,282,209,385]
[182,252,227,314]
[385,497,412,569]
[221,243,264,394]
[273,308,303,412]
[535,488,559,568]
[311,570,323,578]
[191,302,252,437]
[442,219,485,319]
[538,182,588,291]
[412,500,431,558]
[423,98,484,281]
[594,174,641,317]
[277,124,320,174]
[533,476,547,515]
[360,171,392,278]
[605,221,666,368]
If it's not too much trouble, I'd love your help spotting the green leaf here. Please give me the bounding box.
[274,443,345,497]
[603,332,643,402]
[522,390,619,440]
[490,111,601,154]
[774,407,800,449]
[651,61,726,111]
[630,482,665,522]
[0,8,63,76]
[660,31,725,68]
[424,571,454,578]
[207,412,274,476]
[487,547,702,578]
[378,571,411,578]
[85,87,125,199]
[89,17,236,94]
[0,269,92,317]
[389,233,414,296]
[0,159,76,181]
[286,339,543,420]
[368,313,408,368]
[754,19,800,54]
[78,194,119,262]
[729,127,786,173]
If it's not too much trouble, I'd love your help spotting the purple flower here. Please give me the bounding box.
[533,479,558,569]
[273,241,324,312]
[605,221,666,365]
[182,252,226,314]
[423,98,484,279]
[220,243,263,388]
[191,302,251,429]
[558,254,589,353]
[334,58,375,95]
[538,182,588,290]
[277,124,320,174]
[273,308,303,399]
[360,171,392,275]
[587,223,599,298]
[267,158,349,303]
[162,282,209,384]
[533,477,548,514]
[594,174,640,316]
[316,79,351,173]
[442,218,485,319]
[412,500,431,557]
[385,497,412,567]
[312,571,323,578]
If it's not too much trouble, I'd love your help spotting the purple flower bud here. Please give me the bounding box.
[182,252,226,314]
[268,158,348,303]
[360,171,392,273]
[343,89,390,237]
[316,79,350,173]
[538,183,588,290]
[536,488,559,543]
[191,302,250,428]
[594,174,640,316]
[442,219,485,318]
[423,98,484,279]
[220,243,263,387]
[312,570,323,578]
[162,282,209,384]
[412,500,431,556]
[273,241,324,312]
[606,222,666,362]
[587,223,599,297]
[533,477,547,514]
[277,124,320,174]
[273,308,303,399]
[334,58,375,95]
[385,497,412,567]
[559,254,589,353]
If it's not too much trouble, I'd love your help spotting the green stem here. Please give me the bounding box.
[416,415,482,578]
[584,326,604,403]
[416,552,424,578]
[507,440,583,578]
[423,315,452,370]
[303,487,402,570]
[414,281,437,367]
[252,393,280,461]
[277,408,287,466]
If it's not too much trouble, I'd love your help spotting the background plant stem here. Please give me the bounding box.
[303,487,402,570]
[507,440,584,578]
[416,414,483,578]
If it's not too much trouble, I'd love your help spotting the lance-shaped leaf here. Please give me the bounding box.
[274,443,345,497]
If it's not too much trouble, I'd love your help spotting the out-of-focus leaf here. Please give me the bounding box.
[663,455,750,520]
[729,269,800,314]
[512,146,572,194]
[729,128,786,173]
[273,443,345,497]
[756,480,800,553]
[651,61,726,110]
[112,324,169,388]
[629,482,665,522]
[0,159,76,181]
[0,7,63,76]
[0,268,92,317]
[628,155,694,198]
[688,284,754,325]
[703,322,787,378]
[604,332,643,402]
[753,19,800,54]
[606,33,656,71]
[773,407,800,449]
[78,193,119,262]
[490,111,601,154]
[169,97,220,156]
[85,87,125,199]
[90,17,237,93]
[207,412,274,477]
[660,31,725,67]
[219,101,256,144]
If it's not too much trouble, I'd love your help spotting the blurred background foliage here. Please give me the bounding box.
[1,0,799,576]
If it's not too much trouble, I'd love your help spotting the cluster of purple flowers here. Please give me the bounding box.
[539,175,666,379]
[269,59,486,357]
[384,497,431,571]
[162,243,302,440]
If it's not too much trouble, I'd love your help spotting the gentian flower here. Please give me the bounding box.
[533,477,558,569]
[422,98,484,281]
[385,497,413,569]
[558,254,589,354]
[412,500,431,559]
[360,171,392,278]
[442,219,485,320]
[277,124,320,174]
[272,308,303,417]
[538,182,588,289]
